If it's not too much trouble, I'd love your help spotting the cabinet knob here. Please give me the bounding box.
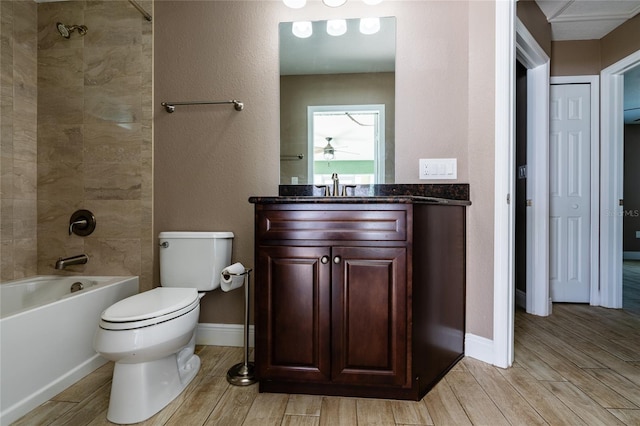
[321,256,329,264]
[333,256,341,264]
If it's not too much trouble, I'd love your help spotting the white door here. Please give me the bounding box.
[549,84,591,302]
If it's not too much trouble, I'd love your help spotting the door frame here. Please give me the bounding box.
[600,49,640,308]
[493,0,516,369]
[515,19,550,317]
[550,76,600,306]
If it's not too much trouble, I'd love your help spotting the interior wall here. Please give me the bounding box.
[154,0,496,340]
[550,40,601,76]
[280,72,395,184]
[551,13,640,76]
[516,0,551,57]
[0,0,38,281]
[36,1,153,289]
[601,13,640,70]
[624,125,640,252]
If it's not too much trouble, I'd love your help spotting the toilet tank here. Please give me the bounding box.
[158,231,233,291]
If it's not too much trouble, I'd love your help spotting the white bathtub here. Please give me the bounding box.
[0,275,138,426]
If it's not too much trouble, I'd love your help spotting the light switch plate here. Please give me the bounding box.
[419,158,457,180]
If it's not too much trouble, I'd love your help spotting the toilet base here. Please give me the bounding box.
[106,343,201,424]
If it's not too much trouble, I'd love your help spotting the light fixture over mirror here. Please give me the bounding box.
[323,0,347,7]
[283,0,306,9]
[279,17,396,185]
[283,0,382,8]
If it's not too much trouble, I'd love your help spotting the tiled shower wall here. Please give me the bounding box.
[0,1,38,280]
[1,1,153,290]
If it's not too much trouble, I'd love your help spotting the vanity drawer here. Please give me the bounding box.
[256,207,407,241]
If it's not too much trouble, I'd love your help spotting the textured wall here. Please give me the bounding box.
[0,0,38,281]
[154,1,497,340]
[35,1,154,289]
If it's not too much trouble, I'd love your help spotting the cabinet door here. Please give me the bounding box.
[331,246,408,386]
[255,245,331,382]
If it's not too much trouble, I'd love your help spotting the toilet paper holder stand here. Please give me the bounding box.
[225,267,257,386]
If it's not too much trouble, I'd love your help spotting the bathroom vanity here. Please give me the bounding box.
[249,192,469,400]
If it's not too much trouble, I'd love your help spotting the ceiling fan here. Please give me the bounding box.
[314,137,359,160]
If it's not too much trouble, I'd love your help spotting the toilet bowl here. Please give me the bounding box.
[93,232,233,424]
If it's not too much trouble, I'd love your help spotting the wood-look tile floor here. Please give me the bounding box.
[13,264,640,425]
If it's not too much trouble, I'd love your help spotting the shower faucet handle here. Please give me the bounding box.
[69,219,88,235]
[68,209,96,236]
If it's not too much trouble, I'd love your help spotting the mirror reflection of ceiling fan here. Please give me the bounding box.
[314,137,359,160]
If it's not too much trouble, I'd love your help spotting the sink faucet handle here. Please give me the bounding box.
[341,185,357,197]
[315,185,331,197]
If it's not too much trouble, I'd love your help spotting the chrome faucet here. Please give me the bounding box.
[55,254,88,270]
[332,173,340,197]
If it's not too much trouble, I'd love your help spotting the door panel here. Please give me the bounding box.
[331,246,407,386]
[255,245,331,381]
[549,84,591,303]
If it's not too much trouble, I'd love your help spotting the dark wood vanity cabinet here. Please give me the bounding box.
[252,201,466,400]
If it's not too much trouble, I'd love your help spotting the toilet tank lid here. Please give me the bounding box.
[158,231,234,239]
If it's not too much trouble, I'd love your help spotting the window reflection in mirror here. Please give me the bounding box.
[309,105,384,185]
[279,17,396,185]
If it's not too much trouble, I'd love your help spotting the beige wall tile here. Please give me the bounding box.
[37,161,84,201]
[84,238,141,276]
[82,200,141,238]
[84,163,141,200]
[38,124,84,163]
[38,48,84,88]
[83,122,141,164]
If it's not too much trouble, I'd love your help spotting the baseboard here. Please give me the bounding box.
[196,323,254,347]
[515,289,526,310]
[624,251,640,260]
[464,333,494,365]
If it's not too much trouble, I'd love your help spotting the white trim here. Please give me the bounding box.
[493,0,516,369]
[516,18,551,317]
[600,49,640,308]
[196,323,255,348]
[550,76,600,307]
[464,333,494,365]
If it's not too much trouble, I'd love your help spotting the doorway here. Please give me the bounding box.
[600,50,640,308]
[549,83,592,303]
[514,61,528,309]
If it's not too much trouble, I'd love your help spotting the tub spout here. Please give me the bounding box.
[55,254,88,270]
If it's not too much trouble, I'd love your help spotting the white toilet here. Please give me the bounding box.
[93,231,233,424]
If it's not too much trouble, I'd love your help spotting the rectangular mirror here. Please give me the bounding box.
[279,17,396,185]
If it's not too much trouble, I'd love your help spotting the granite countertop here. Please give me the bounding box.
[248,195,471,206]
[249,184,472,206]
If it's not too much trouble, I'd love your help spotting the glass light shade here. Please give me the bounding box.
[359,17,380,35]
[292,21,313,38]
[362,0,383,4]
[323,150,335,160]
[322,0,347,7]
[283,0,306,8]
[326,19,347,36]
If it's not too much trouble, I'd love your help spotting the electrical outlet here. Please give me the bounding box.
[419,158,457,180]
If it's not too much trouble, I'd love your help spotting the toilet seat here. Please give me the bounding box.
[100,288,199,331]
